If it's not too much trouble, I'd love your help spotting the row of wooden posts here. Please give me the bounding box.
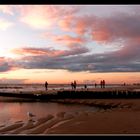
[0,90,140,100]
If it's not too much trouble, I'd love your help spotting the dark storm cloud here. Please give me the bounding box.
[14,45,140,72]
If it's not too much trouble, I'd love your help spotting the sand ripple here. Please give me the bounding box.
[0,99,138,134]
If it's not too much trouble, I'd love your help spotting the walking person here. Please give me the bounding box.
[45,81,48,90]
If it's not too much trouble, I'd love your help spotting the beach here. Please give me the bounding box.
[0,85,140,135]
[1,4,140,135]
[0,97,140,135]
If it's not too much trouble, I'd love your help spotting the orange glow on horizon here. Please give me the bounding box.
[0,69,140,84]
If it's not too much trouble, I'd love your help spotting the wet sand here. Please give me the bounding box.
[0,98,140,135]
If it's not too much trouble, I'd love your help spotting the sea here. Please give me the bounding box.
[0,83,121,93]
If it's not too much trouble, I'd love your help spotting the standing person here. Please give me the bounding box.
[74,80,77,90]
[95,83,97,88]
[102,80,105,88]
[45,81,48,90]
[84,84,87,89]
[100,80,103,88]
[71,82,74,90]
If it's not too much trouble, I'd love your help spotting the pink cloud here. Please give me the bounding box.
[13,47,63,57]
[59,15,96,35]
[58,16,74,31]
[58,12,140,44]
[57,11,140,68]
[13,48,50,56]
[75,20,87,35]
[92,30,112,42]
[19,6,79,29]
[54,35,85,45]
[19,6,56,29]
[12,45,89,58]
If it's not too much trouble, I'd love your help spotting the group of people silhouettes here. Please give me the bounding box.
[71,81,77,90]
[100,80,105,88]
[45,80,106,90]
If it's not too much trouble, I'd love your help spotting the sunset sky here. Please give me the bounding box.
[0,5,140,84]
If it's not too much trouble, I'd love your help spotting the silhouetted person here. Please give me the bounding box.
[74,80,77,90]
[124,83,126,86]
[45,81,48,90]
[100,80,103,88]
[84,84,87,89]
[95,83,97,88]
[102,80,105,88]
[71,82,74,90]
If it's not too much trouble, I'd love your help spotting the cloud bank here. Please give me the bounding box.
[0,6,140,73]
